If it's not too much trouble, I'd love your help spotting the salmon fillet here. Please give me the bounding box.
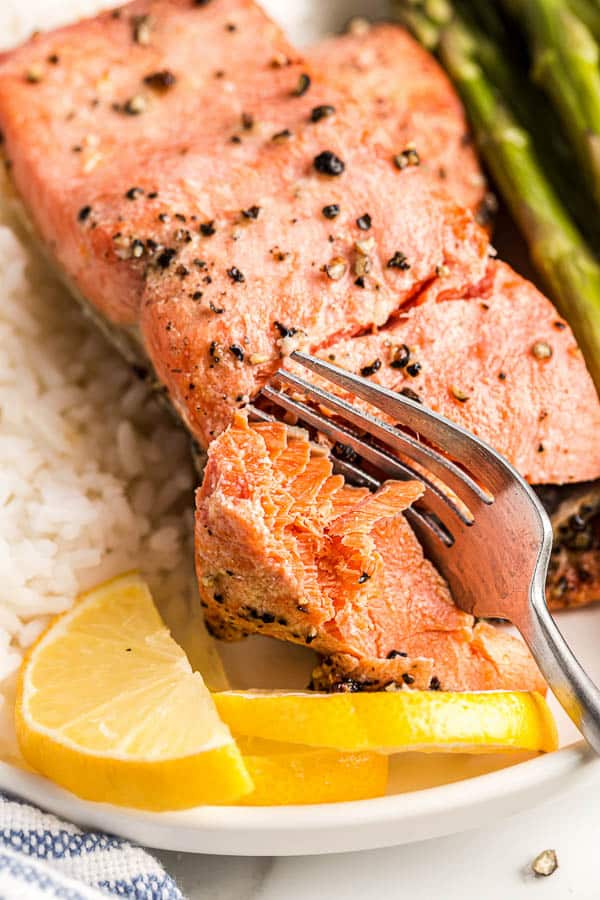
[0,0,596,482]
[300,260,600,485]
[0,0,597,677]
[306,24,487,214]
[195,413,544,692]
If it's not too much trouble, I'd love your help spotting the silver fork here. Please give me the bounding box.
[256,349,600,753]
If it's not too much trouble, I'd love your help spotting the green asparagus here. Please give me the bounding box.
[502,0,600,209]
[568,0,600,45]
[393,0,600,393]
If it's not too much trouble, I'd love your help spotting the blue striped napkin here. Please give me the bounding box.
[0,793,185,899]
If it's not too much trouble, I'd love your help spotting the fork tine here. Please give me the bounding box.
[405,506,455,548]
[329,456,382,491]
[276,368,492,508]
[261,382,473,525]
[290,350,503,493]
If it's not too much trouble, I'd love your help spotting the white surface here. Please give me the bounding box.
[156,774,600,898]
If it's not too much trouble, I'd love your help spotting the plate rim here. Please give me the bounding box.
[2,740,598,855]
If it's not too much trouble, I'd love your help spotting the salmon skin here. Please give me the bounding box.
[0,0,597,485]
[196,413,544,693]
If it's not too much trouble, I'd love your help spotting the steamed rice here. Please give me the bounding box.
[0,3,208,759]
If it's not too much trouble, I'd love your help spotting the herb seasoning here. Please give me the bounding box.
[241,205,261,219]
[77,205,92,223]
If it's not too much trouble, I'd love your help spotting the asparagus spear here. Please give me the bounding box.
[393,1,600,393]
[502,0,600,209]
[567,0,600,44]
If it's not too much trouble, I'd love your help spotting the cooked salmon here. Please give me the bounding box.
[306,24,487,214]
[195,413,544,692]
[0,0,598,686]
[0,2,483,326]
[0,0,596,481]
[297,260,600,485]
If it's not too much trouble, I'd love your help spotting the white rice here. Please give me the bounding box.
[0,0,212,760]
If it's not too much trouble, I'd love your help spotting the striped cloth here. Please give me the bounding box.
[0,793,185,899]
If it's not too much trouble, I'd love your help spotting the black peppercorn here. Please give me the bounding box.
[322,204,340,219]
[310,104,335,122]
[387,251,410,270]
[360,359,381,377]
[314,150,345,176]
[227,266,245,283]
[292,73,311,96]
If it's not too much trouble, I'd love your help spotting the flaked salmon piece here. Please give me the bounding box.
[195,414,544,692]
[306,23,486,213]
[294,260,600,485]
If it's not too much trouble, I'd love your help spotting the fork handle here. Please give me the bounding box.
[523,583,600,753]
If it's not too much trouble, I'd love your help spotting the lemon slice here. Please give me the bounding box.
[237,738,388,805]
[214,690,558,754]
[15,574,252,810]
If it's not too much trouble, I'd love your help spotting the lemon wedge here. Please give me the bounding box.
[214,689,558,754]
[15,573,252,810]
[237,738,388,805]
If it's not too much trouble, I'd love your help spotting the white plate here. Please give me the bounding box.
[1,0,599,858]
[1,605,599,855]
